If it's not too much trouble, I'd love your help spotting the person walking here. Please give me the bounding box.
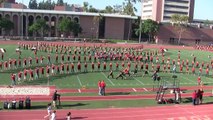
[44,103,52,120]
[52,90,58,108]
[51,110,56,120]
[66,112,71,120]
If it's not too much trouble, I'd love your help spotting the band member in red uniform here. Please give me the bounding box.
[109,62,113,71]
[18,59,21,68]
[84,56,87,62]
[121,61,125,68]
[61,64,64,74]
[46,66,50,77]
[18,71,22,82]
[71,63,74,73]
[116,62,119,71]
[72,55,76,62]
[167,64,170,73]
[55,54,58,63]
[66,63,70,74]
[29,69,34,81]
[23,69,27,80]
[61,54,65,63]
[91,62,95,72]
[77,62,81,72]
[103,62,106,71]
[84,62,88,72]
[67,54,70,62]
[191,66,195,75]
[205,68,209,76]
[163,64,166,73]
[78,55,81,62]
[97,61,100,71]
[186,65,189,74]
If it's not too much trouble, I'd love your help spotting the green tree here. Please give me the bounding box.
[140,19,159,42]
[58,18,82,37]
[83,2,89,12]
[170,14,189,45]
[28,0,38,9]
[0,18,14,36]
[113,4,123,14]
[88,5,98,13]
[104,6,113,13]
[56,0,64,6]
[72,22,82,37]
[29,19,49,37]
[123,0,141,15]
[38,0,55,10]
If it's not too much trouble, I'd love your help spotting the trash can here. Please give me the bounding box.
[19,100,24,109]
[25,98,31,109]
[3,101,8,109]
[11,101,16,109]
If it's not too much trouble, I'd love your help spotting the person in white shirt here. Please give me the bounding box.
[44,103,52,119]
[51,110,56,120]
[66,112,71,120]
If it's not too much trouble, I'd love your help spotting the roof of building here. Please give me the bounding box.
[0,8,138,19]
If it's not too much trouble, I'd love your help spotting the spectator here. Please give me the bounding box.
[44,103,52,119]
[52,90,58,108]
[200,89,204,104]
[11,73,16,86]
[66,112,71,120]
[51,110,56,120]
[192,90,197,105]
[98,80,101,95]
[101,80,106,96]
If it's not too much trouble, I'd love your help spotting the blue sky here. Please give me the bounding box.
[16,0,213,20]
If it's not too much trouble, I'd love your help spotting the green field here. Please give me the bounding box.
[0,43,213,110]
[0,44,212,89]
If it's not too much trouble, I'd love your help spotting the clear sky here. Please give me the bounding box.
[16,0,213,20]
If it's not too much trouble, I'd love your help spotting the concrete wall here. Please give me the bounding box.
[79,16,98,38]
[105,17,125,40]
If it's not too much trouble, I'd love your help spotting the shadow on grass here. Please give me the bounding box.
[182,97,192,103]
[62,103,89,108]
[31,105,47,109]
[30,103,89,110]
[106,92,130,96]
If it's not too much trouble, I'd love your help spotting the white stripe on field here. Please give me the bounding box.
[77,76,82,86]
[132,88,137,92]
[101,72,115,86]
[133,77,144,85]
[143,88,148,91]
[78,89,81,93]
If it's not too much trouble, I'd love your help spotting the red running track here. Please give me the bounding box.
[0,92,212,102]
[0,104,213,120]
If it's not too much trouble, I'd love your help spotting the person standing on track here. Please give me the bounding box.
[192,90,197,105]
[98,80,101,95]
[101,80,106,96]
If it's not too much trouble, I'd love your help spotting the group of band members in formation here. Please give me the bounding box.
[0,42,212,85]
[194,44,213,52]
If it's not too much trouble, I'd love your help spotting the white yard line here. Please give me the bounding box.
[143,88,148,91]
[133,77,144,85]
[132,88,137,92]
[78,89,81,93]
[77,76,82,86]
